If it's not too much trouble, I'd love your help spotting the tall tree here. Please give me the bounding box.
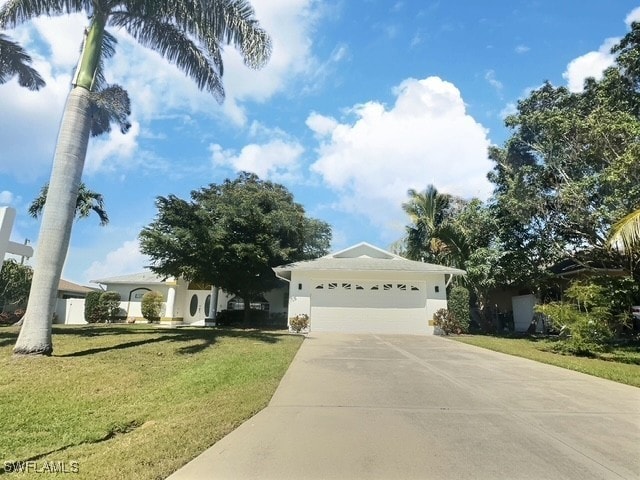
[487,23,640,289]
[0,32,44,90]
[29,182,109,226]
[2,0,271,355]
[139,172,332,323]
[401,185,457,263]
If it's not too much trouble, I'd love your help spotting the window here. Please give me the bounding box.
[298,283,302,290]
[355,284,364,290]
[315,284,324,289]
[397,284,406,291]
[371,285,379,290]
[435,286,440,293]
[411,285,419,291]
[342,283,351,290]
[189,294,198,316]
[328,283,337,290]
[383,284,392,291]
[204,295,211,316]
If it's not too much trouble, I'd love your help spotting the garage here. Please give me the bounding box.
[309,280,427,334]
[274,242,465,335]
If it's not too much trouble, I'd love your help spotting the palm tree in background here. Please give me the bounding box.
[402,185,453,262]
[609,208,640,253]
[29,183,109,226]
[1,0,271,355]
[0,32,45,90]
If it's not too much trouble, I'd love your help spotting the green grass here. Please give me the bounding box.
[451,335,640,387]
[0,324,303,479]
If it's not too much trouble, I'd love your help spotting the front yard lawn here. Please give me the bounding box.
[0,324,303,479]
[451,335,640,388]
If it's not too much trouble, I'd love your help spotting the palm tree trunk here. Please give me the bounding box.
[13,87,92,356]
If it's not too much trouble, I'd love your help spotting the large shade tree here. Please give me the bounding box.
[139,172,332,323]
[487,23,640,288]
[1,0,271,355]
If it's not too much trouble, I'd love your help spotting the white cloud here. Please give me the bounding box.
[210,139,305,180]
[515,45,530,54]
[484,69,503,92]
[309,76,492,235]
[499,102,517,120]
[563,37,617,92]
[0,191,15,205]
[85,122,141,174]
[84,239,150,283]
[626,7,640,25]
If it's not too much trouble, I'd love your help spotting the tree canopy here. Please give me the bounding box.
[139,172,332,319]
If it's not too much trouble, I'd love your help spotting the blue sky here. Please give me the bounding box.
[1,1,639,285]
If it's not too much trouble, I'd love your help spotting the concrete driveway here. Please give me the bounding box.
[167,334,640,480]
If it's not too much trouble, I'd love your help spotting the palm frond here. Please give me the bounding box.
[0,0,88,28]
[89,84,131,136]
[29,182,109,226]
[609,208,640,253]
[0,33,45,90]
[110,13,225,101]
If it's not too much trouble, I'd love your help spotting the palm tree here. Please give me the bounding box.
[0,32,45,90]
[609,208,640,252]
[401,185,453,262]
[1,0,271,356]
[29,182,109,226]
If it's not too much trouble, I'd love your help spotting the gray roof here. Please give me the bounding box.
[91,271,171,285]
[274,242,466,281]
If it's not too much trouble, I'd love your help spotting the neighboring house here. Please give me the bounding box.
[274,242,465,334]
[54,279,99,324]
[90,271,288,325]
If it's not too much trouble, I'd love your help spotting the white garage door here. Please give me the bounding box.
[309,281,428,334]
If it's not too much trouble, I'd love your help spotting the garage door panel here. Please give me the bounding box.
[309,280,429,334]
[310,306,427,334]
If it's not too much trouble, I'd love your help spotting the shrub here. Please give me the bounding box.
[85,291,107,323]
[433,308,465,335]
[535,280,614,355]
[100,291,121,323]
[448,286,470,332]
[289,314,309,333]
[215,309,269,326]
[141,291,163,323]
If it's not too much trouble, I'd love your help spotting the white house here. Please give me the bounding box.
[273,242,465,334]
[91,272,288,325]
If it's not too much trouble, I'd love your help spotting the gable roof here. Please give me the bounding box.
[58,279,98,295]
[273,242,466,281]
[91,271,172,286]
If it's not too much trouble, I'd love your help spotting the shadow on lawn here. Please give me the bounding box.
[0,324,287,357]
[53,325,285,357]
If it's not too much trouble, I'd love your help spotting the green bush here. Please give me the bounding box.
[141,291,163,323]
[100,291,121,322]
[289,314,309,333]
[433,308,465,335]
[535,280,614,355]
[85,291,107,323]
[448,286,470,332]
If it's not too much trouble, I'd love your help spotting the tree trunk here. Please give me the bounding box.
[243,297,251,326]
[13,87,92,356]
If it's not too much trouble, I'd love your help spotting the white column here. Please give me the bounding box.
[165,286,176,319]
